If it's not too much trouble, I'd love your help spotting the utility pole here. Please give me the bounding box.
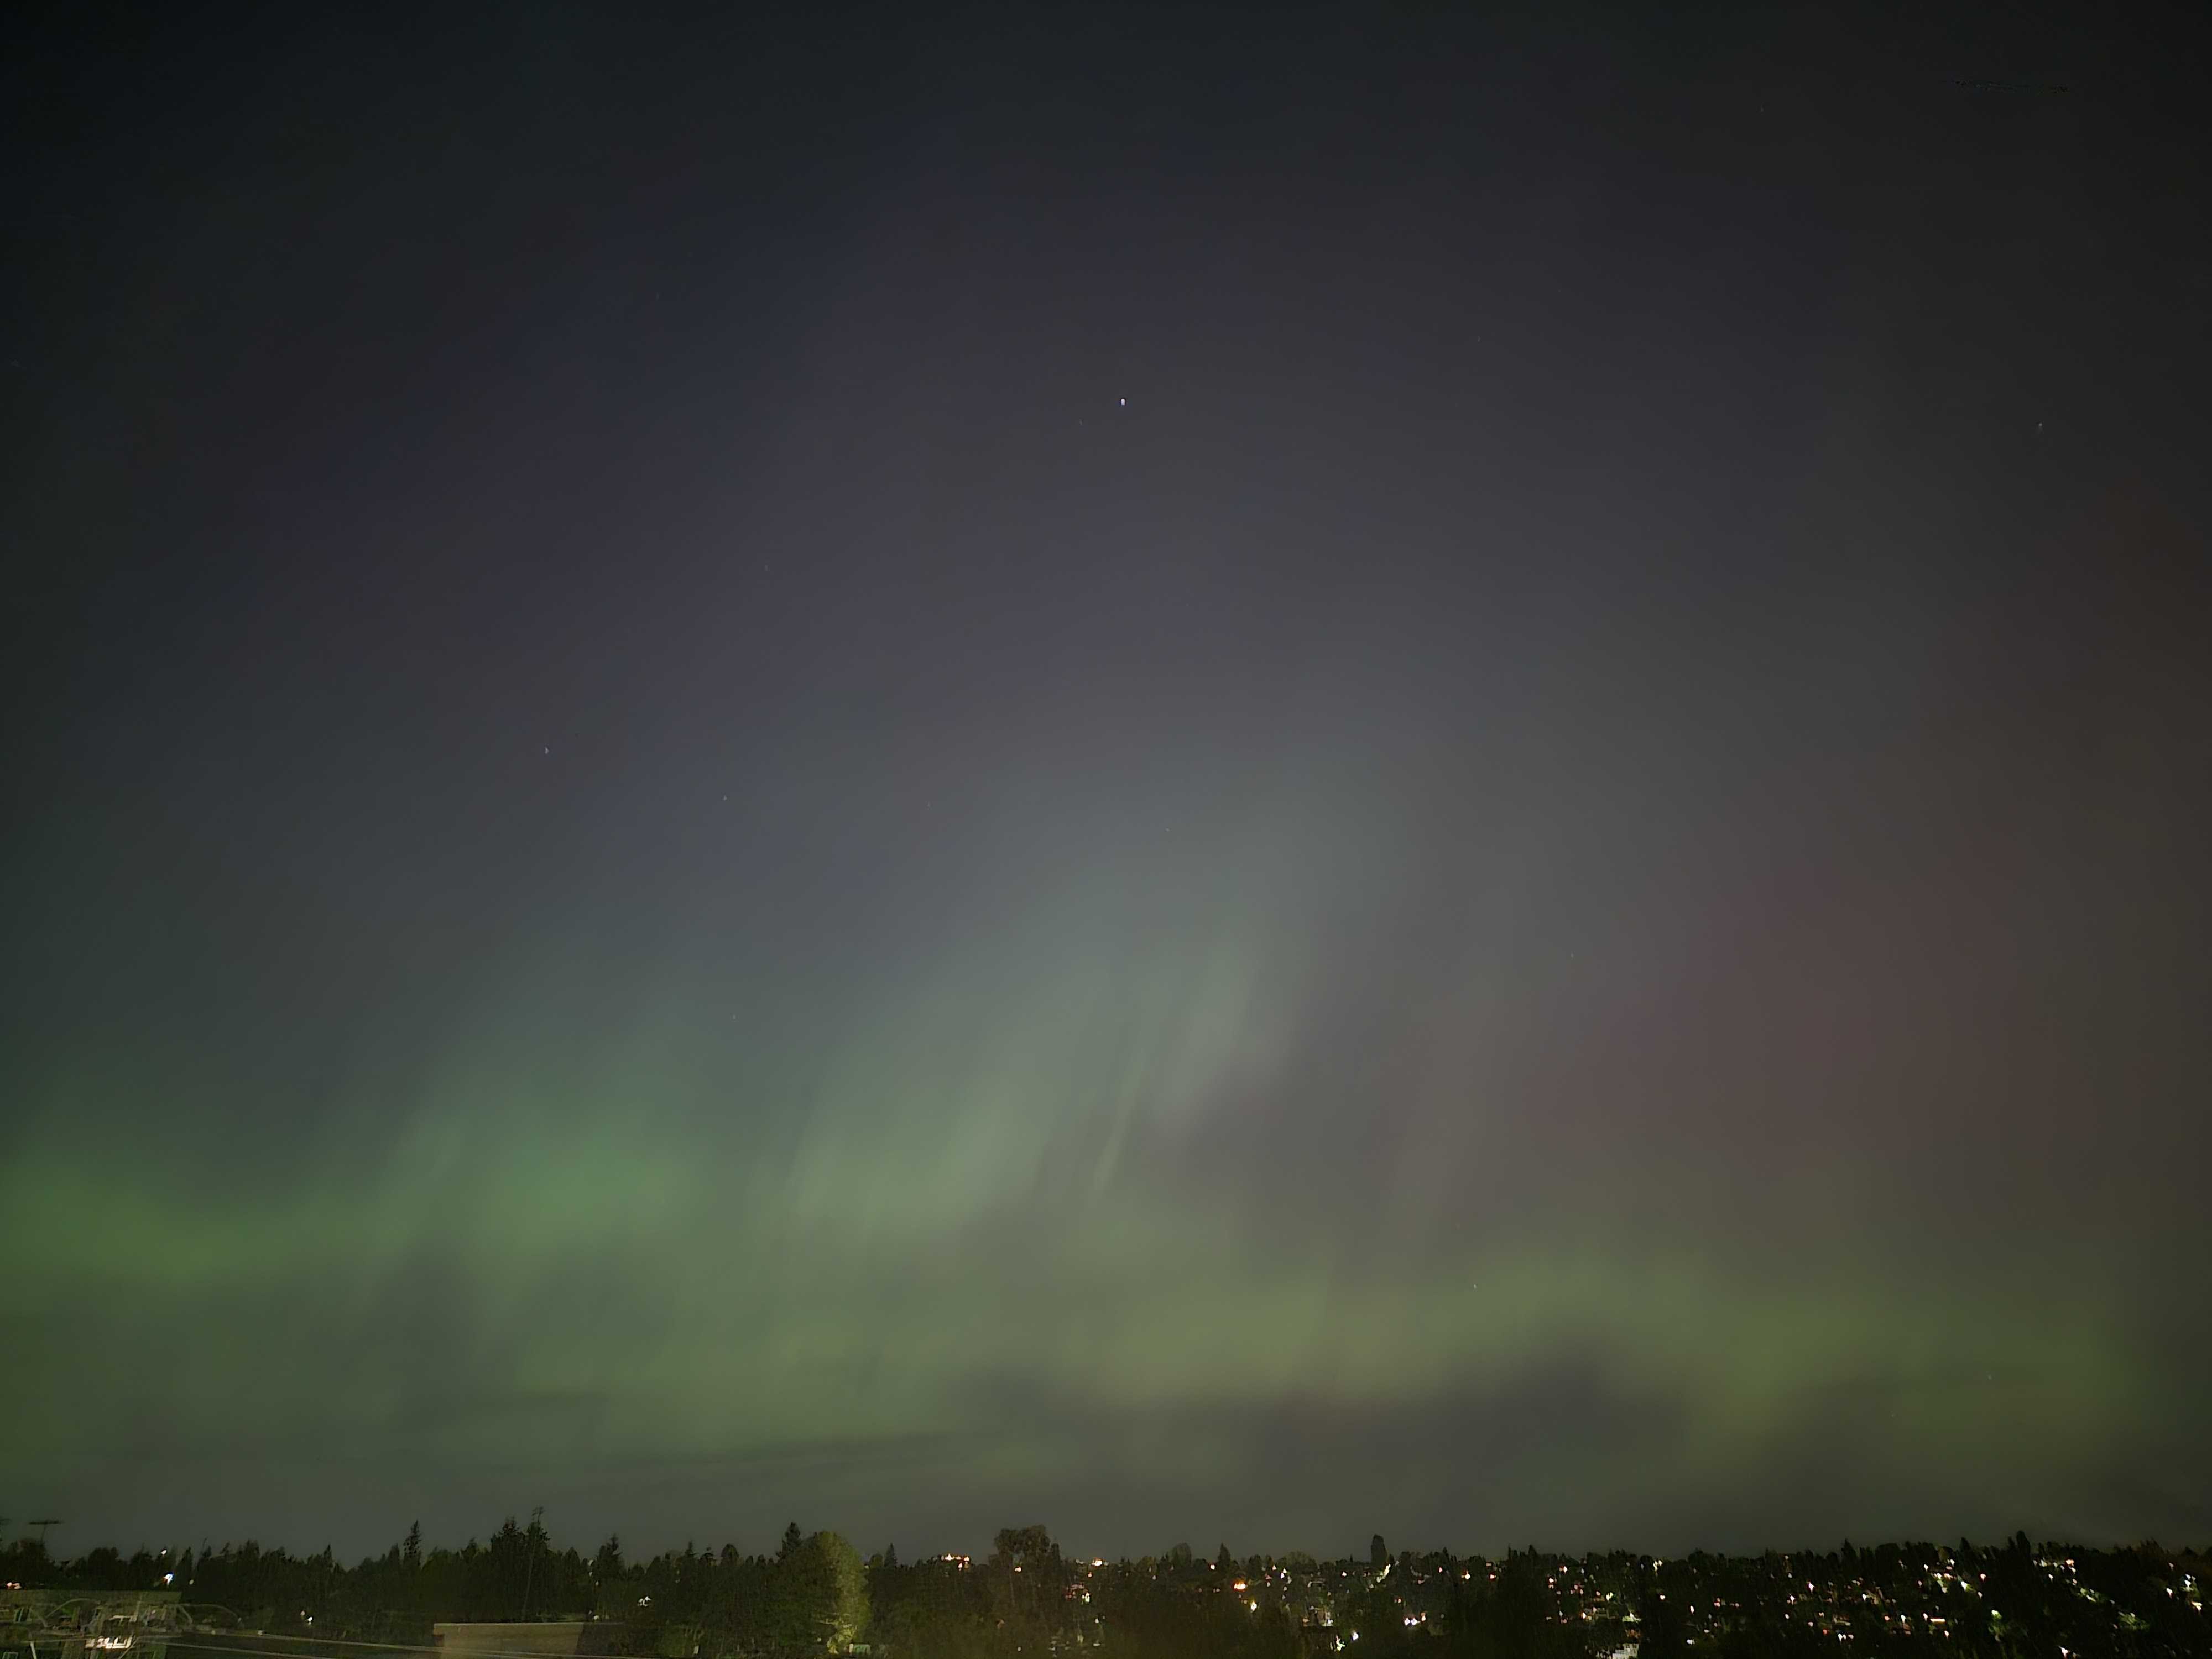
[523,1506,544,1621]
[29,1519,62,1548]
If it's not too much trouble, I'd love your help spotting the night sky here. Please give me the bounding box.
[4,2,2208,1561]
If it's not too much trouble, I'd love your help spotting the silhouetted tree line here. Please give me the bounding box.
[0,1517,864,1656]
[3,1522,2204,1659]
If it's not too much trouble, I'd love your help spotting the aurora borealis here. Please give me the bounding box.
[4,4,2208,1559]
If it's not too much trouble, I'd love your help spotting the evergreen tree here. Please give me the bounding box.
[807,1532,870,1651]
